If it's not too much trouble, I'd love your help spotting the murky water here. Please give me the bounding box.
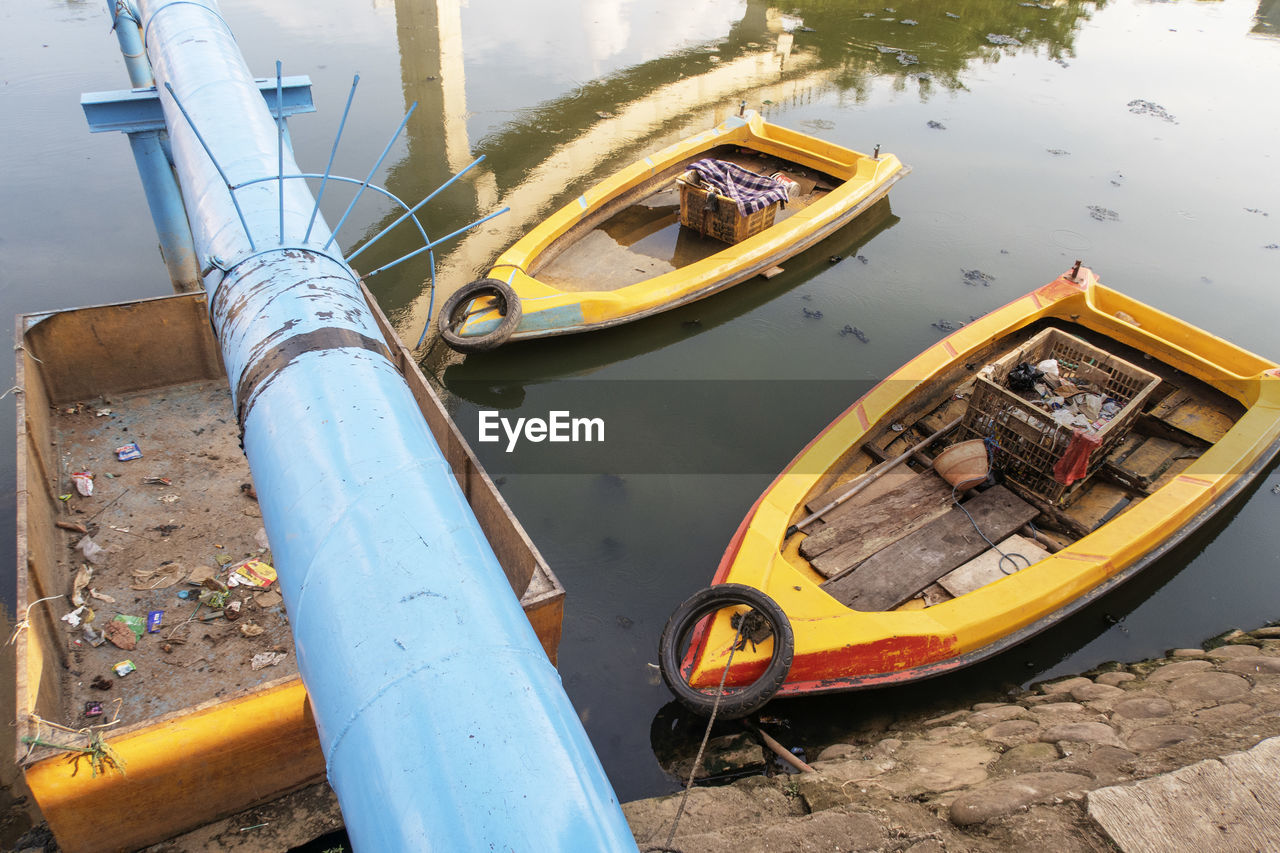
[3,0,1280,805]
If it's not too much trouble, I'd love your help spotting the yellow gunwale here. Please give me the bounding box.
[690,267,1280,692]
[461,111,908,340]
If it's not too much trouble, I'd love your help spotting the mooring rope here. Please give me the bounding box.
[21,701,126,777]
[650,618,748,853]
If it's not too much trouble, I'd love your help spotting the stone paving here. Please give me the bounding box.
[624,627,1280,852]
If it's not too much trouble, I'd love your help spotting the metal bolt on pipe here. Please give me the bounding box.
[132,0,638,848]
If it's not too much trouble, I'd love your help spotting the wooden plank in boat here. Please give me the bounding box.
[802,474,955,573]
[1108,435,1191,488]
[1063,481,1133,533]
[803,466,918,535]
[936,534,1051,598]
[1159,396,1235,445]
[804,465,919,517]
[822,485,1039,612]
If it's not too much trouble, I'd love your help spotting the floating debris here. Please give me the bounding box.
[1266,244,1280,250]
[1245,208,1269,217]
[928,120,947,130]
[1046,148,1069,156]
[877,45,901,54]
[901,19,918,26]
[962,269,995,287]
[1127,99,1177,123]
[986,34,1022,46]
[946,12,960,18]
[1088,206,1120,222]
[856,255,869,264]
[932,319,958,332]
[897,53,919,66]
[1110,172,1125,187]
[840,325,870,343]
[802,307,824,320]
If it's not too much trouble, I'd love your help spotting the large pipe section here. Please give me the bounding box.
[133,1,637,848]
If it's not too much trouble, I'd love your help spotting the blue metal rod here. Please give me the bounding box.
[322,102,417,252]
[304,74,359,245]
[276,61,284,244]
[415,250,439,347]
[345,154,485,263]
[235,173,430,251]
[162,81,256,252]
[359,206,509,279]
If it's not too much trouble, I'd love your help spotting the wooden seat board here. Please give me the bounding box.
[802,466,918,535]
[821,485,1039,612]
[802,474,955,573]
[936,533,1050,598]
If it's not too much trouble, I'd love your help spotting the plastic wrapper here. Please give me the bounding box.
[229,559,277,588]
[71,471,94,496]
[115,442,143,461]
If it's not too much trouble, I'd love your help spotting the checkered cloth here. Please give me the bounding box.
[687,159,791,216]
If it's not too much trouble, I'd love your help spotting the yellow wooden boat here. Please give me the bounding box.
[437,110,908,351]
[658,265,1280,717]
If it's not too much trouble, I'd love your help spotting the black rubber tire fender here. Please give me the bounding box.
[658,584,793,720]
[437,277,523,353]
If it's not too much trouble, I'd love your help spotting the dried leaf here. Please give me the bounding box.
[103,620,136,651]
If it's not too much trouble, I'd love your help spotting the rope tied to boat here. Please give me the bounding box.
[7,594,66,647]
[21,703,127,778]
[649,618,748,853]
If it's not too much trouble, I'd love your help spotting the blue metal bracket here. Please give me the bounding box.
[82,76,315,134]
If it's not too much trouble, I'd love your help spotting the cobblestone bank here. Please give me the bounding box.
[625,626,1280,852]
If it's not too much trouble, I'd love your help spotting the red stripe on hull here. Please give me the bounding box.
[692,633,958,690]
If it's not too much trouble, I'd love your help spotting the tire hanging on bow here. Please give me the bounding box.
[437,277,522,353]
[658,584,793,719]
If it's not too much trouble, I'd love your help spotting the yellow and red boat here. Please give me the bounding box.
[437,109,908,351]
[659,265,1280,717]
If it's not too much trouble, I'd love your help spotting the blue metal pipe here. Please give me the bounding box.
[125,130,201,291]
[108,0,202,291]
[132,1,637,849]
[108,0,152,88]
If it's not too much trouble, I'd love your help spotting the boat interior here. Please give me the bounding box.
[534,143,843,293]
[787,318,1246,614]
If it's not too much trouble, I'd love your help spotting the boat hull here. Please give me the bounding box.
[680,268,1280,700]
[452,111,908,345]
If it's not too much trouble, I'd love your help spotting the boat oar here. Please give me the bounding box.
[784,415,963,539]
